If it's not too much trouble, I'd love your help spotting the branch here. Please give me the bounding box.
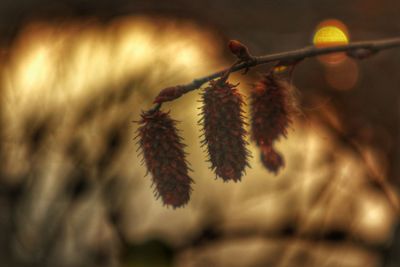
[147,37,400,112]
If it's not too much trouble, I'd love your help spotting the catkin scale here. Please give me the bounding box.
[200,80,250,182]
[136,110,192,208]
[250,72,293,173]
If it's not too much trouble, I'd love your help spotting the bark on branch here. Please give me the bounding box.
[148,37,400,113]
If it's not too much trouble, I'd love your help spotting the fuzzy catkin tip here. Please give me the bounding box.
[200,80,250,182]
[260,145,284,175]
[136,110,192,208]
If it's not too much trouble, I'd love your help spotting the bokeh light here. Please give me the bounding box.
[313,20,349,47]
[313,19,358,90]
[313,19,349,65]
[273,65,288,73]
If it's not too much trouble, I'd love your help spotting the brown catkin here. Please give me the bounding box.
[136,110,192,208]
[250,72,294,173]
[199,80,250,182]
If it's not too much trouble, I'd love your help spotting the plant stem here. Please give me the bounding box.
[149,36,400,111]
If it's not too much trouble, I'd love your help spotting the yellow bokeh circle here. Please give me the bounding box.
[313,26,349,46]
[313,19,349,64]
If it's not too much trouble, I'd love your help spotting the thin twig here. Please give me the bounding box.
[148,37,400,112]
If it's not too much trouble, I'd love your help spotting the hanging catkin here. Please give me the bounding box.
[250,72,294,173]
[136,110,192,208]
[199,80,250,181]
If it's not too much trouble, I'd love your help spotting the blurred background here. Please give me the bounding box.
[0,0,400,266]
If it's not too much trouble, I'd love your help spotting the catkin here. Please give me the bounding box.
[199,80,250,181]
[136,110,192,208]
[250,72,294,173]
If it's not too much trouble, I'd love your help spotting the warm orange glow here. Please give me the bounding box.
[324,57,359,90]
[273,65,287,73]
[313,21,349,47]
[313,19,349,65]
[3,18,216,108]
[313,26,348,45]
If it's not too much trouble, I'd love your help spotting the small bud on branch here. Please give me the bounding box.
[154,86,186,104]
[346,47,378,59]
[228,40,253,62]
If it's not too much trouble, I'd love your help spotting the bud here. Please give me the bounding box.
[153,86,185,104]
[199,80,250,182]
[228,40,252,61]
[136,110,192,208]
